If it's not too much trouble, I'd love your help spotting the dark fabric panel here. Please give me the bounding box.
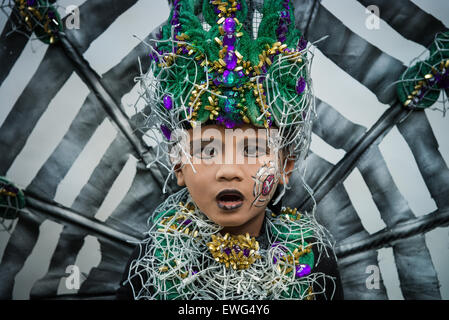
[293,0,405,106]
[26,94,107,198]
[0,0,138,175]
[393,234,441,299]
[0,210,44,299]
[357,146,441,298]
[357,0,447,47]
[313,98,367,151]
[0,12,32,86]
[27,22,161,199]
[30,224,87,299]
[397,111,449,210]
[79,237,134,296]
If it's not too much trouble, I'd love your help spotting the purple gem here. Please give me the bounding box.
[182,219,192,226]
[237,70,245,78]
[216,115,225,124]
[163,95,173,110]
[213,77,221,86]
[224,51,237,70]
[181,47,189,54]
[223,34,236,50]
[439,76,449,89]
[27,0,36,6]
[296,77,306,95]
[223,18,236,34]
[233,245,241,253]
[280,11,290,19]
[224,120,235,129]
[295,264,311,278]
[160,124,172,140]
[243,248,250,257]
[278,24,288,34]
[236,3,241,10]
[223,247,232,256]
[297,36,307,51]
[261,65,267,74]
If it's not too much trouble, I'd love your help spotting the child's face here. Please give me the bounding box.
[174,124,294,236]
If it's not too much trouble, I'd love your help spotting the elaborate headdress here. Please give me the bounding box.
[136,0,315,196]
[123,0,339,301]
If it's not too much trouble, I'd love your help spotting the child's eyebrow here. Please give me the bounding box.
[190,138,223,150]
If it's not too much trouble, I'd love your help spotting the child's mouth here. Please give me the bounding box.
[216,189,244,211]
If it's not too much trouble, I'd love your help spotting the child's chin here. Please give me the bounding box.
[213,217,249,228]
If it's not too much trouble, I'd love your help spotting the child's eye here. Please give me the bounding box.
[244,145,266,157]
[201,146,218,159]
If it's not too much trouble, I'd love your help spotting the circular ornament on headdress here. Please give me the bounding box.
[396,31,449,110]
[0,176,26,220]
[10,0,63,44]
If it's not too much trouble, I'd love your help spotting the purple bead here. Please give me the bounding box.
[439,75,449,89]
[216,115,225,125]
[181,47,189,54]
[280,11,290,19]
[223,34,236,50]
[213,77,221,86]
[278,24,288,34]
[297,36,307,51]
[182,219,192,226]
[225,119,237,129]
[223,247,232,256]
[224,51,237,70]
[243,248,250,257]
[163,95,173,110]
[236,3,241,10]
[223,18,236,34]
[160,124,172,140]
[296,76,306,95]
[295,264,311,278]
[237,70,245,78]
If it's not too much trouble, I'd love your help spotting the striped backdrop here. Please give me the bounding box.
[0,0,448,299]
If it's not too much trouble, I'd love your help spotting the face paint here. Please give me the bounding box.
[251,160,279,208]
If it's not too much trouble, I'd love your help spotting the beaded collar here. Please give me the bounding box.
[127,188,335,300]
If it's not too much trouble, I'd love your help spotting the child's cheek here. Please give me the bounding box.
[251,160,280,208]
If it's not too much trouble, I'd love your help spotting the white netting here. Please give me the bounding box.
[125,188,338,300]
[0,180,23,232]
[0,0,64,46]
[394,31,449,115]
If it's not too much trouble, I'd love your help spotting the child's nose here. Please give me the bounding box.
[215,164,244,182]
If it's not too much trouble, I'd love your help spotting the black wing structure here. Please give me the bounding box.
[0,0,448,300]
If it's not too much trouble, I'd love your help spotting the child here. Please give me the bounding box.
[116,0,343,300]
